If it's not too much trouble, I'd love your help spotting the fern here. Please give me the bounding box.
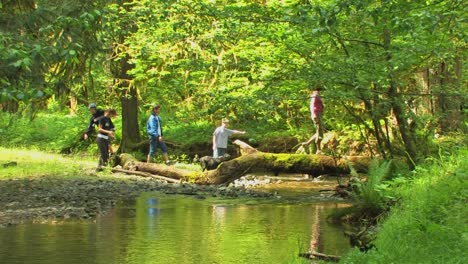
[351,159,393,215]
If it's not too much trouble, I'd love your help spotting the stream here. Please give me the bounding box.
[0,176,352,264]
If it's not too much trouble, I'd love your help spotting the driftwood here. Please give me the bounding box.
[116,140,371,185]
[2,161,18,168]
[118,153,200,181]
[299,251,341,262]
[111,168,180,183]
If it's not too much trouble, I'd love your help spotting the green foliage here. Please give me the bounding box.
[350,159,395,218]
[342,149,468,264]
[1,0,465,164]
[166,119,213,147]
[0,1,108,109]
[0,105,101,153]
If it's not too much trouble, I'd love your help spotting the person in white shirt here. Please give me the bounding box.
[212,118,246,158]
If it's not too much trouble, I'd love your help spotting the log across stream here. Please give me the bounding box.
[116,140,371,185]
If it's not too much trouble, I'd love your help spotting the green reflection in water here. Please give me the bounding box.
[0,194,351,264]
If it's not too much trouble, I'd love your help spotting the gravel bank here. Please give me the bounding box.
[0,173,273,227]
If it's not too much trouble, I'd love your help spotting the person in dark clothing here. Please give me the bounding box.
[96,109,117,171]
[83,103,105,140]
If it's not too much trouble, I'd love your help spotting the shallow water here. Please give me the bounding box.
[0,191,351,264]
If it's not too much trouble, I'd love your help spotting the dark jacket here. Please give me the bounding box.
[85,109,105,136]
[97,116,115,137]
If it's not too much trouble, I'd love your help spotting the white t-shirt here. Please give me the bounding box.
[213,126,235,148]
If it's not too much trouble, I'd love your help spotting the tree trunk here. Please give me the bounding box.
[112,168,180,183]
[382,27,418,169]
[198,151,370,185]
[106,0,143,155]
[119,153,200,181]
[362,92,390,159]
[117,141,371,185]
[435,59,464,133]
[119,83,141,153]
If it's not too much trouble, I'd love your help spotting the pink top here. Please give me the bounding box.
[310,92,324,118]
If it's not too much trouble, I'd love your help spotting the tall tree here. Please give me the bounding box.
[0,0,109,113]
[104,1,141,152]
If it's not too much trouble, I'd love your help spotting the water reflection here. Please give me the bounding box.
[0,194,351,264]
[212,205,227,226]
[147,198,160,217]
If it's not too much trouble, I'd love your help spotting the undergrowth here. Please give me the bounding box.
[340,149,467,264]
[0,108,101,153]
[350,159,394,220]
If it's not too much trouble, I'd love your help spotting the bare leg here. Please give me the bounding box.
[313,115,324,154]
[304,114,324,154]
[303,134,317,146]
[315,139,322,154]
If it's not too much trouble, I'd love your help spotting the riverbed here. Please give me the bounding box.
[0,174,352,263]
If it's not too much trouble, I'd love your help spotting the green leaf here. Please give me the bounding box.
[12,60,22,67]
[35,90,45,98]
[16,92,25,100]
[34,44,42,53]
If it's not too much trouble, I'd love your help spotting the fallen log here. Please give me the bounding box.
[111,168,180,183]
[2,161,17,168]
[299,251,341,262]
[197,151,371,184]
[116,141,371,185]
[132,162,195,180]
[234,139,258,155]
[118,153,202,181]
[234,139,370,173]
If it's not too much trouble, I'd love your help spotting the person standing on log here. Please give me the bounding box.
[302,87,324,154]
[96,109,117,172]
[146,105,172,165]
[212,118,246,158]
[83,103,104,140]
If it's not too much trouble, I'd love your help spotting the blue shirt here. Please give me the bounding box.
[147,113,163,137]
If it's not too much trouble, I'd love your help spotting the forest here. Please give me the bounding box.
[0,0,466,263]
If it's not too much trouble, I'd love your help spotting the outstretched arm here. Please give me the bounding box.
[234,130,246,134]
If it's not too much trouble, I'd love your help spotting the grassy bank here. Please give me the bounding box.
[341,148,467,264]
[0,147,98,179]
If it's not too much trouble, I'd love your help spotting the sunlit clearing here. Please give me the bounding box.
[0,147,96,178]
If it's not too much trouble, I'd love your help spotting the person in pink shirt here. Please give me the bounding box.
[302,87,324,154]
